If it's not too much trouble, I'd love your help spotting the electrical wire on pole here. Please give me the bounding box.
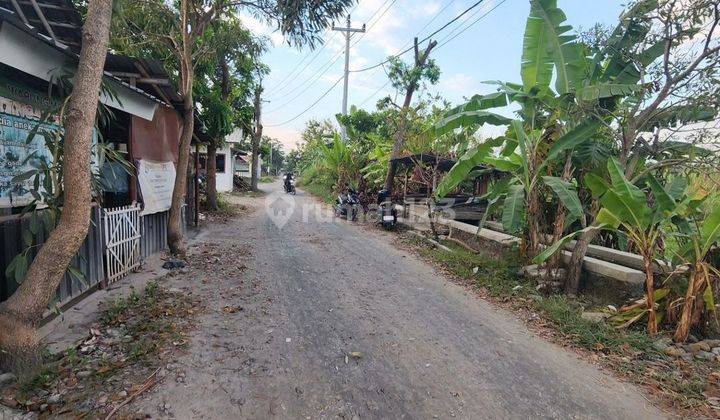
[265,76,344,127]
[265,0,393,110]
[436,0,507,47]
[332,15,365,140]
[349,0,489,73]
[266,0,506,127]
[265,1,362,97]
[352,0,457,108]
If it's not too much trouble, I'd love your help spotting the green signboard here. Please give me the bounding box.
[0,112,57,207]
[0,76,59,208]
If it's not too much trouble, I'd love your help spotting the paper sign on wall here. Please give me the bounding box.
[137,160,175,216]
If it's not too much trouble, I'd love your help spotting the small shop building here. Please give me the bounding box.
[0,2,201,313]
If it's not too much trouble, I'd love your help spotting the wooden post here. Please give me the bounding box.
[403,168,409,203]
[127,118,137,203]
[194,142,200,227]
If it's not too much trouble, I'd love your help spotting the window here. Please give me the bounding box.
[216,153,226,173]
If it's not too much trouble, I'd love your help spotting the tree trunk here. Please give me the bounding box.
[167,100,194,255]
[383,38,436,194]
[643,254,658,335]
[206,141,218,211]
[526,186,542,258]
[384,116,410,193]
[0,0,112,372]
[565,228,599,294]
[674,264,709,342]
[167,0,194,255]
[548,153,573,270]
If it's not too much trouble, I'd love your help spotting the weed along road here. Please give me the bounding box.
[133,180,664,419]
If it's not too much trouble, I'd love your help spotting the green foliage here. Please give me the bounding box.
[541,176,583,221]
[386,54,440,93]
[502,183,526,234]
[434,137,504,198]
[529,0,586,94]
[260,136,286,175]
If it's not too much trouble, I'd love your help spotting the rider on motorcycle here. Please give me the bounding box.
[284,172,294,192]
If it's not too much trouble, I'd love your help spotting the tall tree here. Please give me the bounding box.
[114,0,354,254]
[196,18,263,210]
[0,0,113,371]
[383,38,439,193]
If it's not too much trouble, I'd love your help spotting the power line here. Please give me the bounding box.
[267,33,339,97]
[347,0,397,49]
[264,52,345,113]
[266,1,362,96]
[353,0,457,107]
[410,0,458,41]
[354,0,505,108]
[434,0,487,44]
[265,76,344,127]
[266,0,504,127]
[357,79,391,107]
[437,0,507,47]
[349,0,489,73]
[265,0,395,113]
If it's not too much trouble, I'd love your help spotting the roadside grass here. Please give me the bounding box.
[259,176,275,183]
[405,234,717,414]
[7,281,198,417]
[231,189,266,198]
[412,237,657,355]
[201,194,239,216]
[298,180,335,203]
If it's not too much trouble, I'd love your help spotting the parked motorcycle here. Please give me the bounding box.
[376,189,397,230]
[334,187,360,221]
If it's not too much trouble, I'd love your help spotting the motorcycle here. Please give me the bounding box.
[376,189,397,230]
[284,178,296,195]
[334,188,360,221]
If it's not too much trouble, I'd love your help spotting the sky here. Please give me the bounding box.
[243,0,628,150]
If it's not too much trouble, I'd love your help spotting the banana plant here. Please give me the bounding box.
[361,134,393,188]
[434,0,669,269]
[534,157,708,335]
[671,202,720,342]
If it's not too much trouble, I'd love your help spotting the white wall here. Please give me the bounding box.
[215,145,233,193]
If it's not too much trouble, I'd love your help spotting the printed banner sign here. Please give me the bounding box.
[0,77,59,208]
[137,160,176,216]
[0,112,56,208]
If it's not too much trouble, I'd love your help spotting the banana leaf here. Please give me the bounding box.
[502,183,526,234]
[542,176,583,220]
[434,137,505,198]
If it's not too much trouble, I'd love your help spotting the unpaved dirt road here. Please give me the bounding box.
[134,181,663,419]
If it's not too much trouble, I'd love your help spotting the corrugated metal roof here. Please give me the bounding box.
[0,0,81,51]
[0,6,168,107]
[0,6,212,143]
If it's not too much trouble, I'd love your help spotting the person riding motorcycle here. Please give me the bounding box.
[284,172,294,192]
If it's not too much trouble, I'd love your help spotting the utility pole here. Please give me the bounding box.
[332,15,365,141]
[251,80,263,192]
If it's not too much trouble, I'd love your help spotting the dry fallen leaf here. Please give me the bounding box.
[222,305,243,314]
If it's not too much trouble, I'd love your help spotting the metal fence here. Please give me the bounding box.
[0,206,105,304]
[0,205,187,306]
[103,205,142,284]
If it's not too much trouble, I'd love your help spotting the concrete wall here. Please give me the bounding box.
[215,145,233,193]
[397,203,646,298]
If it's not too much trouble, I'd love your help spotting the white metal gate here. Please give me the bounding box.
[103,204,141,283]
